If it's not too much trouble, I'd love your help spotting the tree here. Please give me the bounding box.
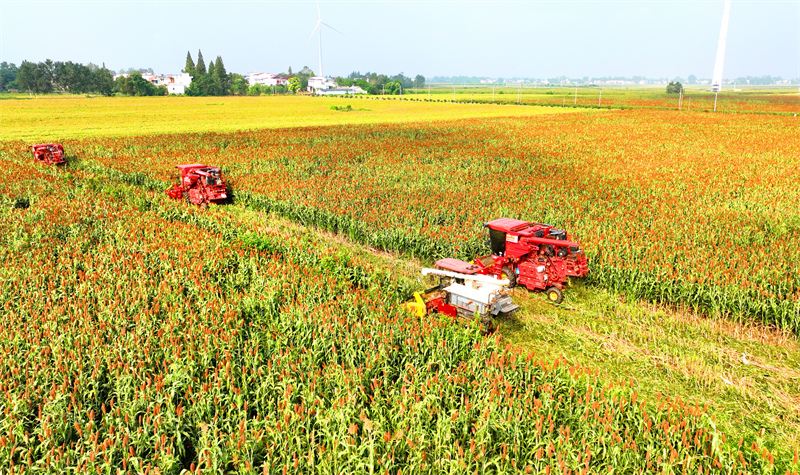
[385,81,402,95]
[184,81,200,96]
[688,74,697,84]
[54,61,80,93]
[391,73,413,89]
[52,61,71,92]
[230,73,248,95]
[206,61,216,95]
[114,75,130,95]
[128,72,153,96]
[287,77,301,94]
[214,56,230,96]
[115,72,165,96]
[184,51,195,77]
[0,62,18,90]
[666,81,683,94]
[16,61,36,93]
[207,60,215,80]
[33,60,54,94]
[93,67,114,96]
[299,65,314,75]
[414,74,425,89]
[195,50,206,76]
[288,66,292,75]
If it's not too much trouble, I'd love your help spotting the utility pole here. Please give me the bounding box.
[598,89,602,106]
[679,88,683,110]
[492,86,495,103]
[574,84,578,105]
[382,84,385,96]
[400,85,402,99]
[453,87,455,102]
[517,86,520,105]
[428,85,430,100]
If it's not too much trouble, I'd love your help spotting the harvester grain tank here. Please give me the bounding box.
[165,164,229,207]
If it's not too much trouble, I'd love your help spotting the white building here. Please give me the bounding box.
[247,72,291,87]
[315,86,368,96]
[307,76,338,91]
[163,73,192,94]
[112,72,192,94]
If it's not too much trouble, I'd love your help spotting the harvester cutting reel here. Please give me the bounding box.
[405,266,520,334]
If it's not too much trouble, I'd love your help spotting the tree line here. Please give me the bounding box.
[334,71,425,95]
[182,50,233,96]
[1,56,427,97]
[2,60,115,95]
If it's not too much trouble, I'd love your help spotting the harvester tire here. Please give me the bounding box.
[182,192,190,204]
[501,266,517,288]
[545,287,564,304]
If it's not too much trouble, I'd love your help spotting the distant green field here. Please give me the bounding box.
[415,84,800,114]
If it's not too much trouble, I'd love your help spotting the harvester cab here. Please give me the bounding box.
[475,218,588,303]
[165,163,229,207]
[405,259,520,334]
[30,143,65,165]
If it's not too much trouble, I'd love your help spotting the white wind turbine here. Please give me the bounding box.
[307,0,344,77]
[711,0,732,93]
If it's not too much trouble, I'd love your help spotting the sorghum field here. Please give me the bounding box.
[1,94,798,473]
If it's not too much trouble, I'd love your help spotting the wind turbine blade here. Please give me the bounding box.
[306,22,321,45]
[321,22,344,35]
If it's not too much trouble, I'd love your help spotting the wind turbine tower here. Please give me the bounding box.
[711,0,732,93]
[307,0,343,77]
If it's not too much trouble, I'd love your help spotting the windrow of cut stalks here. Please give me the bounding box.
[3,108,796,333]
[0,166,786,473]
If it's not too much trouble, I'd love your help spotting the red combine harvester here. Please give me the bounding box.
[435,218,588,303]
[30,144,65,165]
[165,164,229,206]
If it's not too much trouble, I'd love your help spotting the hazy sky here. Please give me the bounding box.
[1,0,798,79]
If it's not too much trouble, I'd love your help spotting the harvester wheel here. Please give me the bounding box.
[182,192,190,204]
[501,266,517,288]
[202,202,209,210]
[545,287,564,304]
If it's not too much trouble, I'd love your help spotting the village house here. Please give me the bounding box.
[247,72,292,87]
[112,72,192,94]
[307,76,338,91]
